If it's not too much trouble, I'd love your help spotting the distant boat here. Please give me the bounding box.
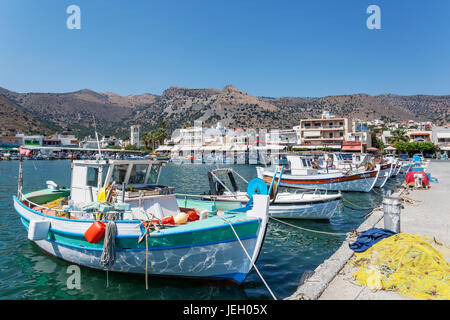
[256,156,381,192]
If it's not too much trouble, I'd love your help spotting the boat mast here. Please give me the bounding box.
[92,115,104,190]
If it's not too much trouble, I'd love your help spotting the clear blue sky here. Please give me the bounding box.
[0,0,449,97]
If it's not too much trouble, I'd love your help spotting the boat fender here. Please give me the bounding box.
[28,220,51,241]
[174,212,189,225]
[199,210,209,220]
[84,221,106,244]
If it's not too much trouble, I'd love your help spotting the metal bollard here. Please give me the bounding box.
[382,196,402,233]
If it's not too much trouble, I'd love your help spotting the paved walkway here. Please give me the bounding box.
[287,160,450,300]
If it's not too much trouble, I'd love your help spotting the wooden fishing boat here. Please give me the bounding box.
[324,153,393,188]
[373,162,393,188]
[188,168,342,220]
[13,158,270,284]
[256,156,381,193]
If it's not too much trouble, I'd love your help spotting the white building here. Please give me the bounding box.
[433,127,450,153]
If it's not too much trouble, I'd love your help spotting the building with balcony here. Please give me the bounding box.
[295,111,351,150]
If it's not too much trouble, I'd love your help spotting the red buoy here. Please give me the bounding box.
[84,221,106,244]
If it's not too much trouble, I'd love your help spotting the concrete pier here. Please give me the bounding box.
[286,160,450,300]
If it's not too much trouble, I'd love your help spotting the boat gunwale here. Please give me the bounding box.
[14,195,262,238]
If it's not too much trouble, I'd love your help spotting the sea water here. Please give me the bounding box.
[0,161,401,300]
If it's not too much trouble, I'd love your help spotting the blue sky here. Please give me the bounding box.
[0,0,449,97]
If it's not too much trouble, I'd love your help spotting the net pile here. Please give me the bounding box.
[349,233,450,300]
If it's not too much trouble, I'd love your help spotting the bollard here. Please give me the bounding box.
[382,196,402,233]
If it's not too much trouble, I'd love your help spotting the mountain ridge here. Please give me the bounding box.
[1,85,448,138]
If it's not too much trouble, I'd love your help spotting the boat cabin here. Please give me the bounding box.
[70,159,179,220]
[285,156,317,175]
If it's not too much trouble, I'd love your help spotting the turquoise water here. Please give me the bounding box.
[0,160,402,300]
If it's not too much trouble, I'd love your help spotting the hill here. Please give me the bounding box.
[0,86,448,138]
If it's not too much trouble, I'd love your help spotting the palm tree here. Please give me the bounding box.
[141,132,154,150]
[390,129,408,144]
[155,128,168,145]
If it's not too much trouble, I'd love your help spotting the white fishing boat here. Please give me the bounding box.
[13,157,271,284]
[191,168,341,220]
[325,153,393,188]
[256,155,381,193]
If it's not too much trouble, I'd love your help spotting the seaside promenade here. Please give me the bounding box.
[287,160,450,300]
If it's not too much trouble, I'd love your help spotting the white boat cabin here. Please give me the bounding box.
[323,153,370,169]
[70,159,179,220]
[285,156,317,175]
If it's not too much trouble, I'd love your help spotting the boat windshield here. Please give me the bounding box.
[302,158,313,168]
[128,164,148,184]
[111,164,129,185]
[147,164,162,184]
[87,165,109,188]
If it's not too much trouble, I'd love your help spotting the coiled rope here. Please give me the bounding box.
[220,216,277,300]
[269,216,348,236]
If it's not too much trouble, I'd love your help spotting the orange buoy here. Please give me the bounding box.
[187,210,199,221]
[161,216,175,225]
[84,221,106,244]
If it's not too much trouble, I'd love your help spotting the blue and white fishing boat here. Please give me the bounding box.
[195,168,341,220]
[13,158,270,284]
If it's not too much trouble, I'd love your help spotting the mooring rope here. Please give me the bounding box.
[145,229,149,290]
[341,197,379,210]
[220,216,277,300]
[269,216,348,236]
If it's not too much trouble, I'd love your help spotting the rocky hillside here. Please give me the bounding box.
[0,95,55,135]
[0,85,448,138]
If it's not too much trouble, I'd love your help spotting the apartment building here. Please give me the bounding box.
[297,111,351,149]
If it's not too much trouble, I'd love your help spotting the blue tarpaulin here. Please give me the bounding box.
[349,228,397,252]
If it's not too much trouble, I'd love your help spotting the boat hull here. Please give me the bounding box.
[14,196,267,283]
[199,195,341,220]
[257,169,379,193]
[268,198,339,219]
[374,163,393,188]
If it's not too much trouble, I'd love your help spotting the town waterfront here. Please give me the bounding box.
[0,160,403,300]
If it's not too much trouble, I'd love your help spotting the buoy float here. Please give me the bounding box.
[161,216,175,225]
[84,221,106,244]
[174,212,189,225]
[187,210,199,221]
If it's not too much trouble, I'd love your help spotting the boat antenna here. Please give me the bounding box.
[92,115,102,160]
